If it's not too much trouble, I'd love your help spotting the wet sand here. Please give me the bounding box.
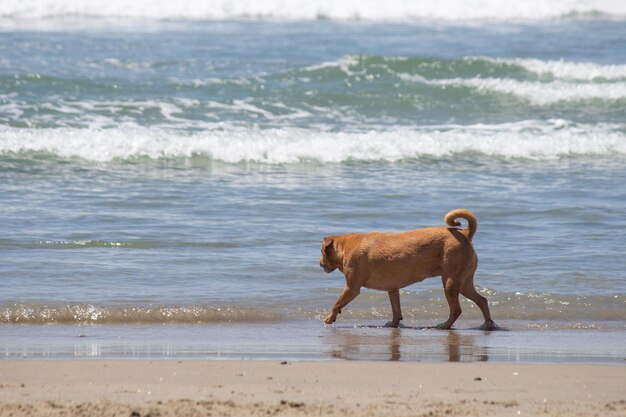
[1,360,624,417]
[2,322,625,363]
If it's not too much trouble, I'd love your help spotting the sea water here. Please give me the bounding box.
[0,0,625,362]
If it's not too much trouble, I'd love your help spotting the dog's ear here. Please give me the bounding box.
[322,237,334,254]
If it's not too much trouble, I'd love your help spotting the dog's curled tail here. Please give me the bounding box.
[445,208,478,241]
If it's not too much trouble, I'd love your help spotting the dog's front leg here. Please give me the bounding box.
[324,286,360,324]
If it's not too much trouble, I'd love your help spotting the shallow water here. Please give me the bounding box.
[2,322,625,364]
[1,159,624,328]
[1,1,625,362]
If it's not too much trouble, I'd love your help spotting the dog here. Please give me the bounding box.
[319,209,495,330]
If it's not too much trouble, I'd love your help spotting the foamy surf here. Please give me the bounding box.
[1,0,625,22]
[485,57,626,81]
[1,121,625,164]
[3,289,624,325]
[1,303,284,324]
[306,56,626,82]
[398,75,626,105]
[3,55,624,133]
[307,55,626,105]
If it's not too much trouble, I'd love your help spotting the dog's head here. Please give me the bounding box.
[319,236,339,273]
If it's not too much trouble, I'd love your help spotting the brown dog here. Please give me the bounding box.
[320,209,495,330]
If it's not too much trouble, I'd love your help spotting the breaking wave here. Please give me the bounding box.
[1,121,625,164]
[1,0,625,22]
[3,56,625,131]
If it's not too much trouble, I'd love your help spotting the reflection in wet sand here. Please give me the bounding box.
[324,326,491,362]
[2,321,623,362]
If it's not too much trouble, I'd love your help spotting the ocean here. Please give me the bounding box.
[0,0,625,362]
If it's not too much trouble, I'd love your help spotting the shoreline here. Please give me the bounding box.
[1,360,625,417]
[2,321,625,363]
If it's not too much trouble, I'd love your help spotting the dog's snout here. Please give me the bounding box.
[320,256,335,273]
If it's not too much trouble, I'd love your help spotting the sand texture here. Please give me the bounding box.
[1,360,625,417]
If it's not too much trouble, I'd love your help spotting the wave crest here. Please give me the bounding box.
[1,0,625,22]
[4,56,624,132]
[1,121,625,164]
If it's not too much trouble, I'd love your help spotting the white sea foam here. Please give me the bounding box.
[302,56,626,104]
[1,0,625,22]
[489,58,626,81]
[303,55,626,81]
[1,121,625,163]
[304,56,626,82]
[442,78,626,105]
[398,73,626,105]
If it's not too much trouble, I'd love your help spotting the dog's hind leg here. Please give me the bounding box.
[384,289,403,328]
[460,279,496,330]
[436,276,462,330]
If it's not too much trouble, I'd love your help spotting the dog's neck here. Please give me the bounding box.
[331,236,347,271]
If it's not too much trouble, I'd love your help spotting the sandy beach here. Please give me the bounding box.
[1,360,624,417]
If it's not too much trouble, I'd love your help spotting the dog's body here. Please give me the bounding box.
[320,209,495,329]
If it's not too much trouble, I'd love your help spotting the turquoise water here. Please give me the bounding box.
[1,2,625,361]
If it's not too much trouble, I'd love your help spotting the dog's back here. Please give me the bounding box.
[323,209,477,290]
[345,228,472,289]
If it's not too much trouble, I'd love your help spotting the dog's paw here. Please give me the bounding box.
[383,320,401,328]
[323,314,336,325]
[478,320,499,331]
